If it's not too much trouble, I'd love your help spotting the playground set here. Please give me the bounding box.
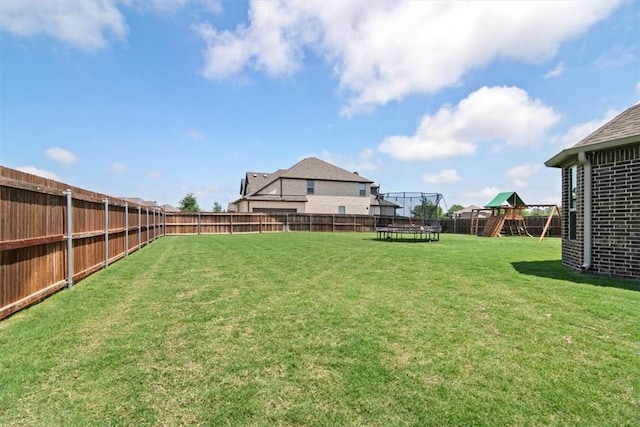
[469,192,560,240]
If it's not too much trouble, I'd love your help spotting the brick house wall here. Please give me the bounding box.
[561,145,640,279]
[590,145,640,279]
[547,104,640,280]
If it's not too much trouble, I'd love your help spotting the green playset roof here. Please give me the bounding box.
[484,192,526,208]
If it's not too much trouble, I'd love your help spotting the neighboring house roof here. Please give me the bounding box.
[242,157,373,198]
[161,204,180,212]
[244,170,284,196]
[485,192,526,208]
[280,157,373,183]
[456,204,489,215]
[242,194,308,202]
[371,197,400,208]
[121,197,159,207]
[546,103,640,168]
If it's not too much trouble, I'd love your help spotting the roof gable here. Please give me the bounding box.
[575,104,640,148]
[546,103,640,168]
[281,157,373,183]
[244,171,278,195]
[485,192,526,208]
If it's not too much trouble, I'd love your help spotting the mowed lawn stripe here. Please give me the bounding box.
[1,233,638,426]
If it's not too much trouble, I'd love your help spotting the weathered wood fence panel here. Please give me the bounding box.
[1,165,562,319]
[163,213,561,237]
[439,217,561,237]
[164,213,381,234]
[1,166,163,320]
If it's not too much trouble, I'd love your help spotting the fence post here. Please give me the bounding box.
[64,189,73,289]
[146,209,149,245]
[198,212,201,235]
[260,214,263,234]
[104,198,109,267]
[124,203,129,256]
[137,206,142,250]
[153,209,156,240]
[309,214,312,232]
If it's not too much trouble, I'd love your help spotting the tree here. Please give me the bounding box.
[411,198,443,219]
[213,202,223,212]
[445,204,464,219]
[179,193,200,212]
[525,207,551,217]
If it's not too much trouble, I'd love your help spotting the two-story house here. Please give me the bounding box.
[230,157,376,215]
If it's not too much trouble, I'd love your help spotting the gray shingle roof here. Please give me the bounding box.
[244,171,277,195]
[546,103,640,168]
[243,194,308,202]
[574,103,640,148]
[281,157,373,183]
[121,197,159,207]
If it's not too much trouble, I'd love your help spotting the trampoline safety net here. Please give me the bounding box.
[378,192,443,222]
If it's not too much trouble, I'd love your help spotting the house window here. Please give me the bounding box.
[569,165,577,240]
[359,183,366,197]
[307,180,314,195]
[338,206,346,214]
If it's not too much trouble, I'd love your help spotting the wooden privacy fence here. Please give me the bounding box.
[1,165,562,319]
[165,213,378,234]
[1,167,163,320]
[440,216,561,237]
[165,213,561,237]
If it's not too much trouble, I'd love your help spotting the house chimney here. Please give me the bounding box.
[353,171,359,175]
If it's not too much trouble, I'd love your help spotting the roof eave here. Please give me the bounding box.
[545,134,640,168]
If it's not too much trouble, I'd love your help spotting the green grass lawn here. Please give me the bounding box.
[1,233,639,426]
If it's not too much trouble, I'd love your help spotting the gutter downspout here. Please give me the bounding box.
[578,151,592,270]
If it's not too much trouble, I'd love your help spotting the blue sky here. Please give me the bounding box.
[1,0,639,211]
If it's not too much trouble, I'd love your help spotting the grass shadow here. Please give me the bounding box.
[368,237,440,243]
[512,260,640,292]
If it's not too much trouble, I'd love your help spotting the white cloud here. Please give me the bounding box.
[359,147,374,160]
[467,186,502,202]
[595,44,636,69]
[0,0,220,49]
[422,169,461,185]
[16,165,60,181]
[0,0,127,50]
[148,171,163,180]
[513,179,528,189]
[45,147,77,164]
[552,109,619,148]
[130,0,222,16]
[110,162,127,174]
[378,86,559,161]
[195,0,620,114]
[636,81,640,97]
[544,61,565,79]
[506,163,541,180]
[185,129,204,140]
[134,0,222,15]
[194,183,223,200]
